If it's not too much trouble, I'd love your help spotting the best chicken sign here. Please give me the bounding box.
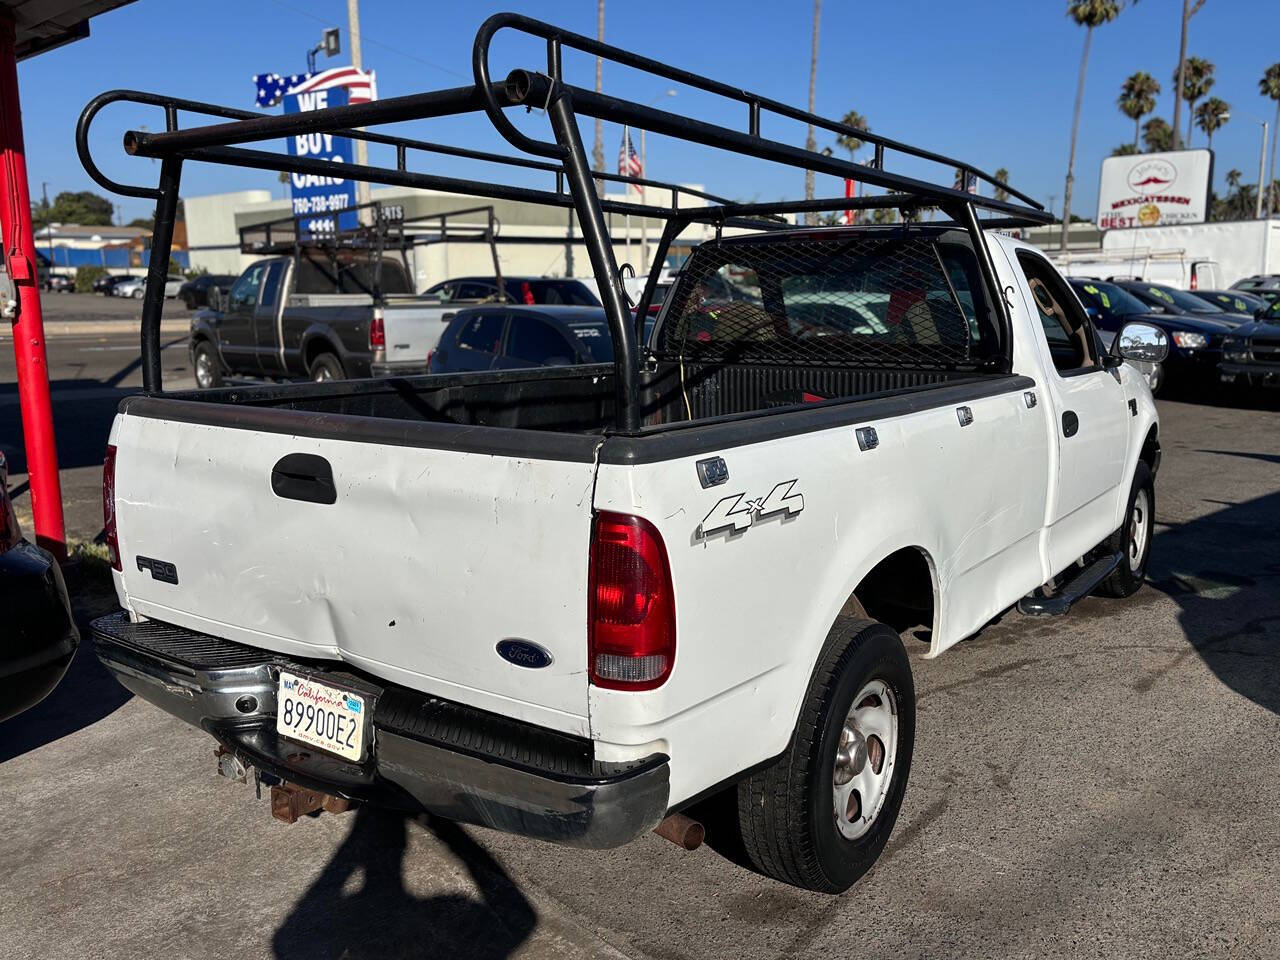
[1097,149,1212,230]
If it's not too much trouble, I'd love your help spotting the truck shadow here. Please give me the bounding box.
[1141,472,1280,717]
[272,808,537,960]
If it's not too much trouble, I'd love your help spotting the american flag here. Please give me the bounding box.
[253,67,378,108]
[618,127,642,194]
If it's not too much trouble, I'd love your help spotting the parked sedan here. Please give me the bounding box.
[1114,280,1252,322]
[177,273,237,309]
[1069,278,1236,396]
[428,306,653,373]
[44,273,74,293]
[1187,289,1270,319]
[92,273,136,295]
[0,451,78,723]
[112,274,186,299]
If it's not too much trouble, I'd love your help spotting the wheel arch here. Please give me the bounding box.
[300,329,344,373]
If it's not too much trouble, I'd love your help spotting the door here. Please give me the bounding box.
[495,314,578,369]
[253,260,288,375]
[439,310,506,372]
[1014,250,1129,573]
[220,262,268,373]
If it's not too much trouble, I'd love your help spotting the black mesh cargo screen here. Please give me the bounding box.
[655,230,999,369]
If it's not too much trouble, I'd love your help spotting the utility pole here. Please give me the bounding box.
[1258,122,1269,220]
[40,181,53,267]
[592,0,604,197]
[1172,0,1206,151]
[347,0,371,216]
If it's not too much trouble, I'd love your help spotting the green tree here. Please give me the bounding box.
[1118,71,1161,148]
[1111,143,1140,156]
[1194,96,1229,149]
[1261,62,1280,219]
[871,207,898,225]
[1061,0,1126,249]
[32,190,115,227]
[1143,116,1173,151]
[993,167,1010,203]
[1174,56,1214,145]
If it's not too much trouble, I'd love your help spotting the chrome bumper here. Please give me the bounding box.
[92,613,668,849]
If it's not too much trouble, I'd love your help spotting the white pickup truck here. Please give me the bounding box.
[83,16,1169,894]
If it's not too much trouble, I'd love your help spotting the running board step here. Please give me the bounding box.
[1017,552,1124,616]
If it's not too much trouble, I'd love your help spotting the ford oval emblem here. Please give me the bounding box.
[496,639,554,669]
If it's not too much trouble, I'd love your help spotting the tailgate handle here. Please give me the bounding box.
[271,453,336,505]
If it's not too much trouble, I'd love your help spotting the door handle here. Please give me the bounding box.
[271,453,336,504]
[1061,410,1079,438]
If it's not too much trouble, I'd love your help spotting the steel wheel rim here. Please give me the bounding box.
[832,679,899,841]
[195,349,214,388]
[1128,488,1150,572]
[313,366,332,382]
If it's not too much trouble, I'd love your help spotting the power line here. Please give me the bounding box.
[266,0,469,81]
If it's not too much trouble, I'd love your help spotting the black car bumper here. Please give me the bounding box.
[91,612,669,848]
[1220,362,1280,387]
[0,542,79,723]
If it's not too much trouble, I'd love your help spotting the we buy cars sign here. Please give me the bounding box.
[283,85,359,236]
[1096,149,1212,230]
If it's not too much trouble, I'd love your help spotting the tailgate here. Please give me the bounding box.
[381,298,449,367]
[109,400,600,735]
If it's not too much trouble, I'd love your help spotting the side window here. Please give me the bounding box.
[427,281,455,301]
[1016,252,1097,375]
[227,264,266,311]
[455,313,505,353]
[505,317,575,366]
[457,282,497,301]
[259,262,285,311]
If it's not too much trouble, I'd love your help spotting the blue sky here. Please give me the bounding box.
[17,0,1280,224]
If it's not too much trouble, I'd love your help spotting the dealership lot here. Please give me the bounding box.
[3,296,1280,959]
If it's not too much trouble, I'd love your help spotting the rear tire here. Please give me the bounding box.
[132,288,144,299]
[1097,461,1154,598]
[736,617,915,893]
[192,340,223,390]
[309,352,344,382]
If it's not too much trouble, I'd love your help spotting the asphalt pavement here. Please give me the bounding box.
[3,297,1280,959]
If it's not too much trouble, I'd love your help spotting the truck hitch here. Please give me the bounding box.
[269,781,354,824]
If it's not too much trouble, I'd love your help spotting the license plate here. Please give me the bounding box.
[276,671,367,762]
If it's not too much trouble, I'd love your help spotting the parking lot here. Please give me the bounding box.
[3,294,1280,959]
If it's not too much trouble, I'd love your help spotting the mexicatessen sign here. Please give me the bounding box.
[1096,148,1213,230]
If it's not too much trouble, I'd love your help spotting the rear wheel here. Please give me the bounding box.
[1098,461,1154,598]
[309,352,344,382]
[183,292,196,309]
[132,288,144,299]
[736,617,915,893]
[192,340,223,390]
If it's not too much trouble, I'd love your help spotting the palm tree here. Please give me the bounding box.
[1174,56,1214,145]
[993,167,1010,203]
[1143,116,1173,152]
[1194,96,1229,149]
[1118,71,1160,148]
[1112,143,1140,156]
[803,0,821,224]
[1171,0,1207,149]
[1261,63,1280,219]
[1061,0,1124,250]
[836,110,868,160]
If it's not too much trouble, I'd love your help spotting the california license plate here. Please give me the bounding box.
[276,671,367,762]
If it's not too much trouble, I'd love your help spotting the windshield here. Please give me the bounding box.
[1139,283,1223,314]
[1070,281,1149,319]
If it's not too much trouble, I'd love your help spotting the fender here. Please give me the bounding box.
[297,325,347,376]
[188,312,227,364]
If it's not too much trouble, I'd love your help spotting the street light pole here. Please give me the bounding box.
[41,181,53,271]
[347,0,371,217]
[640,90,676,272]
[1258,121,1269,220]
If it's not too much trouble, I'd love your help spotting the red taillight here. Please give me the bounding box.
[103,444,121,571]
[588,512,675,691]
[521,281,535,305]
[369,308,385,348]
[1190,273,1198,290]
[426,347,436,369]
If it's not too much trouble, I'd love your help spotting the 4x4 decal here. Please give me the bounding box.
[696,480,804,539]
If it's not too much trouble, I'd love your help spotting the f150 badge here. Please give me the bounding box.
[697,480,804,539]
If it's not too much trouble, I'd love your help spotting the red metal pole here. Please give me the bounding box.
[0,15,66,560]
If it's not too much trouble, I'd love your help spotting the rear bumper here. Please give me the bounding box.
[91,612,668,849]
[370,360,429,377]
[0,542,79,723]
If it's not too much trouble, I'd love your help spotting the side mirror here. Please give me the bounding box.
[1114,321,1169,363]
